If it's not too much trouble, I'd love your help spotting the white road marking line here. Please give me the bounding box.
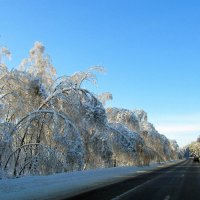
[112,176,160,200]
[112,161,188,200]
[164,195,170,200]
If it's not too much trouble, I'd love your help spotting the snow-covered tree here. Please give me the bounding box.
[0,46,11,76]
[98,92,113,105]
[0,43,85,177]
[106,108,180,164]
[107,108,141,133]
[107,122,145,166]
[0,42,181,178]
[189,141,200,157]
[19,41,56,88]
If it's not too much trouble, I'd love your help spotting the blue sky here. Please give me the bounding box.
[1,0,200,146]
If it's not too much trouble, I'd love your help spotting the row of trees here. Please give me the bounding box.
[0,42,181,178]
[184,136,200,157]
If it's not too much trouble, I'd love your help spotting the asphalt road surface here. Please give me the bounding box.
[65,159,200,200]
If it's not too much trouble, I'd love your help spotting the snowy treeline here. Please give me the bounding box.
[183,136,200,157]
[0,42,181,178]
[106,108,181,166]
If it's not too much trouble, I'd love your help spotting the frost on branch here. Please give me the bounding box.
[70,66,105,88]
[107,122,145,166]
[3,110,84,177]
[0,122,13,178]
[19,41,56,88]
[107,108,180,164]
[106,108,140,133]
[0,70,47,123]
[134,109,180,161]
[98,92,113,105]
[48,77,112,169]
[28,63,111,170]
[0,46,11,77]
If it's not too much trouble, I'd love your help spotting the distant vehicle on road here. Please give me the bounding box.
[193,156,199,162]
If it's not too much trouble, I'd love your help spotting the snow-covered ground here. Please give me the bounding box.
[0,160,183,200]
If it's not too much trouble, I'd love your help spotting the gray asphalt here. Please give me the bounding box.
[65,159,200,200]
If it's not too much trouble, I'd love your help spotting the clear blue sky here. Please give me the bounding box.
[1,0,200,147]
